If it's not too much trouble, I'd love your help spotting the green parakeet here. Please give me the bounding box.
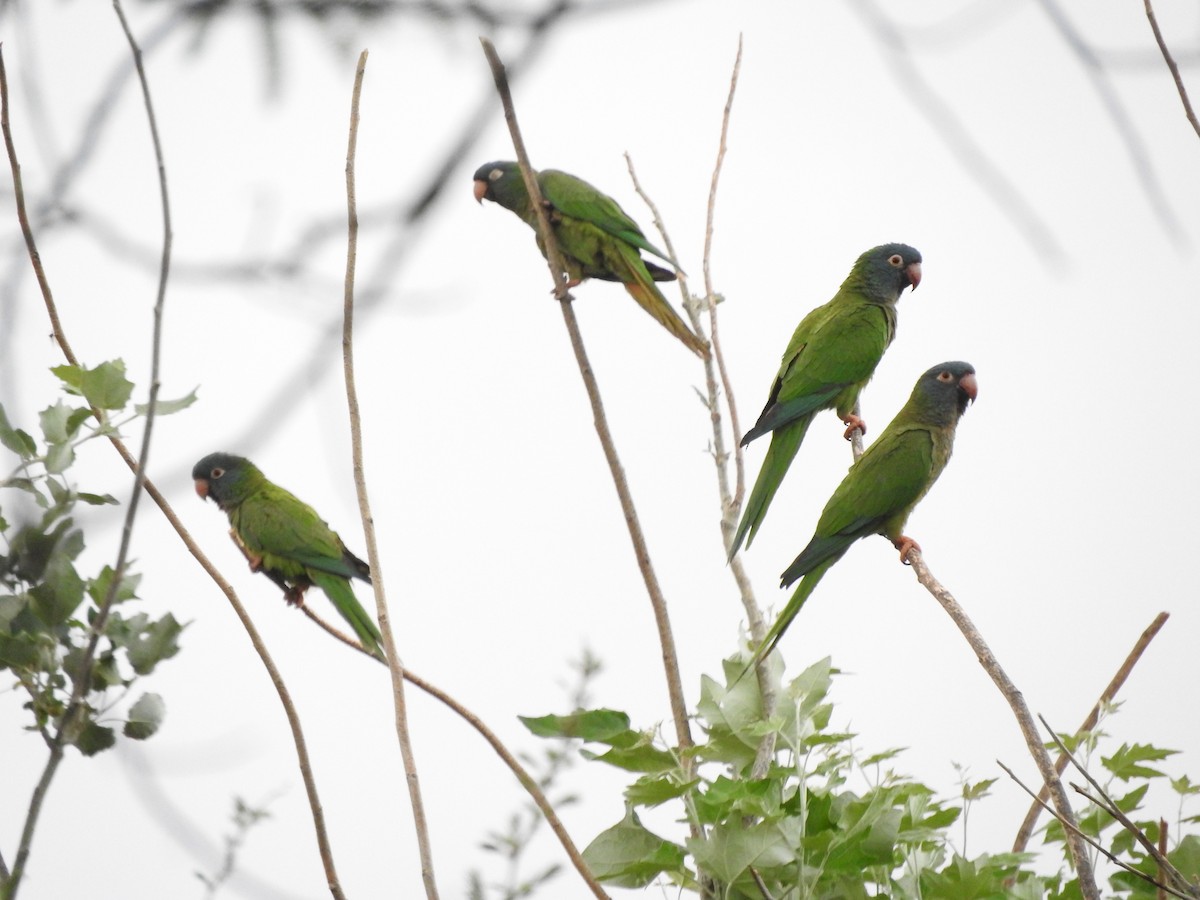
[746,361,977,670]
[473,160,708,358]
[730,243,923,559]
[192,452,385,661]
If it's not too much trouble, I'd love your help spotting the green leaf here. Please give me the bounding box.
[689,819,798,883]
[581,735,676,774]
[582,806,687,888]
[52,360,134,411]
[29,546,86,627]
[624,774,696,808]
[1103,743,1177,781]
[77,492,119,506]
[519,708,631,742]
[44,440,75,474]
[74,721,117,756]
[0,630,48,672]
[88,566,142,605]
[962,777,998,801]
[1170,775,1200,796]
[123,692,165,740]
[125,613,184,675]
[39,400,74,444]
[0,403,37,458]
[135,389,198,417]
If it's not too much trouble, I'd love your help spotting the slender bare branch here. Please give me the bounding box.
[998,761,1190,899]
[1012,612,1170,852]
[907,550,1100,898]
[340,49,441,899]
[479,37,694,757]
[1035,0,1185,247]
[847,0,1066,266]
[1144,0,1200,140]
[302,607,611,899]
[0,38,348,900]
[1041,717,1199,897]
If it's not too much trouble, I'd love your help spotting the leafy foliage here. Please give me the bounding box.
[0,361,191,754]
[520,655,1200,898]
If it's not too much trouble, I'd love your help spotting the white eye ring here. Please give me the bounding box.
[888,254,903,266]
[489,168,503,181]
[936,372,953,382]
[211,467,225,479]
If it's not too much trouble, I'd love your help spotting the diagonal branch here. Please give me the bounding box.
[302,607,611,899]
[907,550,1100,899]
[0,33,348,900]
[1012,611,1170,852]
[340,49,441,900]
[998,760,1193,899]
[479,37,694,757]
[1041,717,1200,898]
[1143,0,1200,140]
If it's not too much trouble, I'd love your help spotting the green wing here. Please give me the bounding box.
[796,422,937,573]
[539,169,681,270]
[234,486,362,581]
[746,299,894,442]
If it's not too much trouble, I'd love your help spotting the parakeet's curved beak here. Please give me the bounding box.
[194,478,209,499]
[473,179,488,204]
[959,373,978,402]
[906,261,922,291]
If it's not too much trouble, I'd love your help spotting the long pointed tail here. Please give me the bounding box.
[737,558,834,681]
[623,265,709,359]
[310,571,386,661]
[729,417,813,561]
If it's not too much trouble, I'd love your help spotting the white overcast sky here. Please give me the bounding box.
[3,0,1200,897]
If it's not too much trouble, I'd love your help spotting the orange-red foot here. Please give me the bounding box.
[893,535,921,564]
[842,414,867,440]
[284,586,307,607]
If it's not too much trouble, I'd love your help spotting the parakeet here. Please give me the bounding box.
[729,243,923,559]
[747,361,977,670]
[473,160,708,358]
[192,452,385,661]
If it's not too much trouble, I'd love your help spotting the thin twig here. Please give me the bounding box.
[479,38,694,757]
[1,6,175,888]
[1144,0,1200,140]
[340,50,441,899]
[997,761,1190,899]
[847,0,1066,266]
[1036,0,1185,247]
[907,550,1100,898]
[1012,612,1170,852]
[300,607,610,898]
[0,38,347,900]
[1042,717,1198,897]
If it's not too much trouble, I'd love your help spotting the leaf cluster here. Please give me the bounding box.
[520,656,1200,898]
[0,360,191,755]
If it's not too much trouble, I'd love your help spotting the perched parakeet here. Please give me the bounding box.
[192,452,385,661]
[472,160,708,358]
[745,361,977,669]
[729,243,923,559]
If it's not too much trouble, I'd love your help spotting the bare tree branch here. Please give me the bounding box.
[907,549,1100,898]
[1036,0,1186,247]
[340,49,441,899]
[0,36,350,900]
[1012,611,1170,852]
[303,606,612,899]
[998,760,1192,899]
[479,36,695,758]
[1143,0,1200,140]
[847,0,1067,267]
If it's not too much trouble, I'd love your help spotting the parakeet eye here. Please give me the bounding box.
[210,467,225,479]
[936,371,953,383]
[489,168,503,182]
[888,254,904,267]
